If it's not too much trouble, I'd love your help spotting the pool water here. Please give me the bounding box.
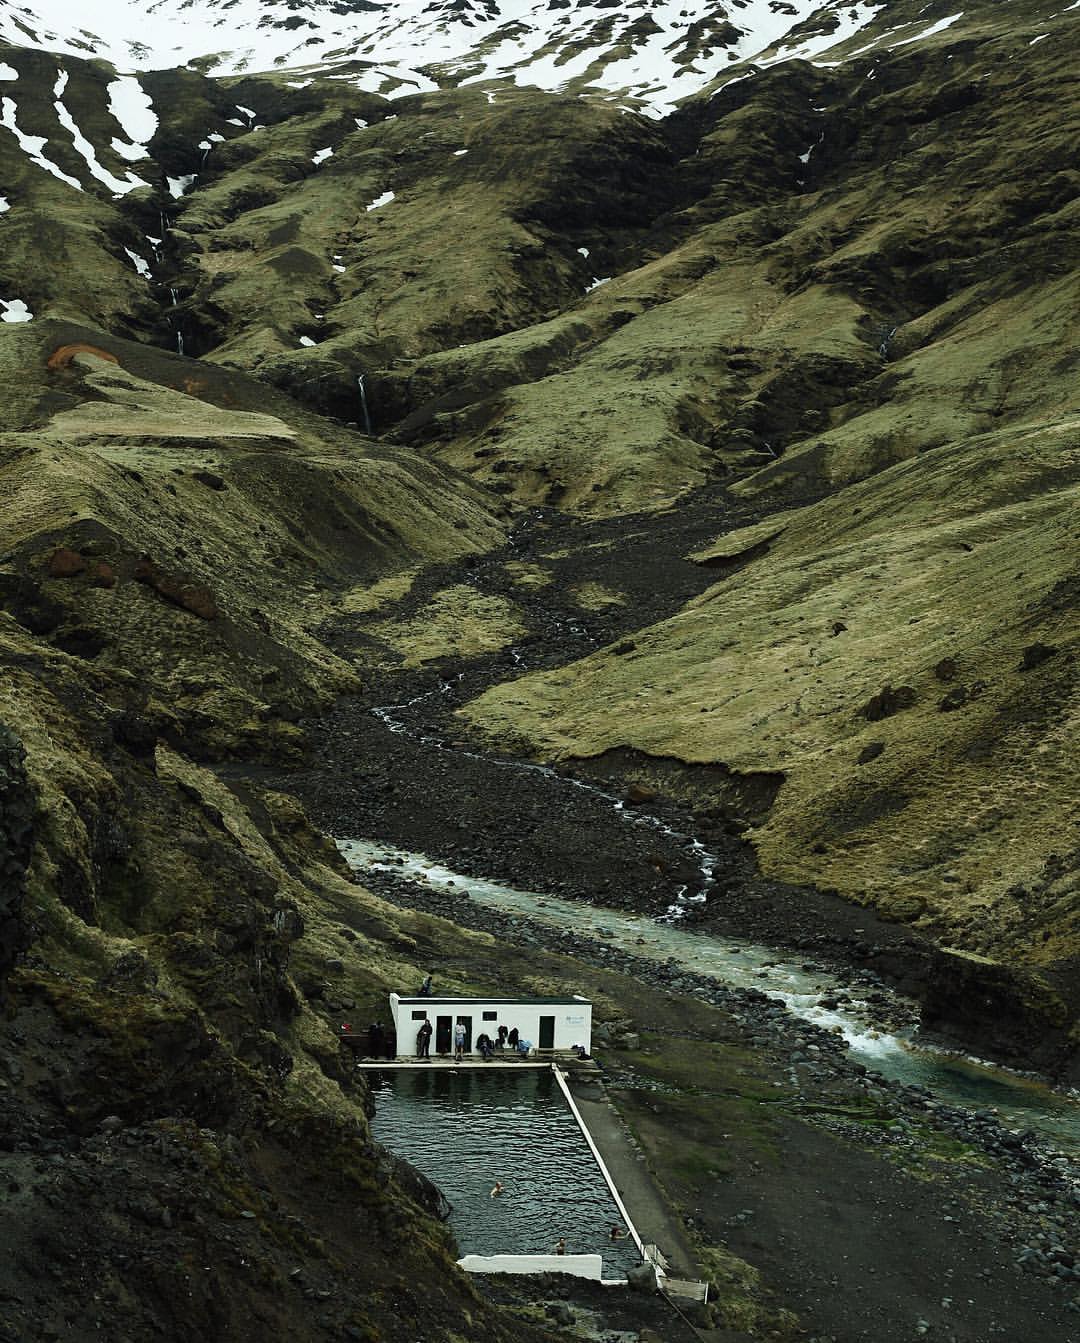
[369,1069,641,1279]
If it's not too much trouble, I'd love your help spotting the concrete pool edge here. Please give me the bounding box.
[457,1252,611,1281]
[552,1065,645,1260]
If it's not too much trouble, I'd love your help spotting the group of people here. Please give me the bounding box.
[411,975,544,1059]
[412,1016,530,1061]
[473,1025,527,1058]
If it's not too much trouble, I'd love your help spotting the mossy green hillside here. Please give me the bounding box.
[462,416,1080,981]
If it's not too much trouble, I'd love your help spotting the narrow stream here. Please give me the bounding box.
[339,838,1080,1156]
[373,678,716,916]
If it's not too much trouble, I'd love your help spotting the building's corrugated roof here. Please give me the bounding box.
[394,996,591,1006]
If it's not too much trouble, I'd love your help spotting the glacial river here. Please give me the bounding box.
[339,838,1080,1156]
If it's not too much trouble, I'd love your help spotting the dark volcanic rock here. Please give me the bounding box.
[0,722,33,991]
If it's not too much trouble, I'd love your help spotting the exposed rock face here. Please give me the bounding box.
[0,722,33,990]
[920,947,1077,1084]
[133,554,220,620]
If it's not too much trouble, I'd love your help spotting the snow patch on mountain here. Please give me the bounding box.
[123,247,152,278]
[1,92,81,189]
[0,0,996,116]
[107,75,157,162]
[53,68,148,194]
[891,12,964,47]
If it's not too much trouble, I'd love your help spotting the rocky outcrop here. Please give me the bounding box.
[0,723,33,992]
[133,555,219,621]
[920,949,1079,1085]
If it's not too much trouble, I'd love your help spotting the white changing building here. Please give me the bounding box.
[390,992,592,1057]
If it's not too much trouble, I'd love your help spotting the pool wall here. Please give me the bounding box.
[552,1066,644,1259]
[458,1253,605,1279]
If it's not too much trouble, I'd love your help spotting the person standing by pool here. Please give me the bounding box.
[416,1018,432,1058]
[454,1020,466,1061]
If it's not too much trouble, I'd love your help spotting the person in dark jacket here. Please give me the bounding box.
[416,1019,433,1058]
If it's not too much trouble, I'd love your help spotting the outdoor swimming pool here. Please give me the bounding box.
[369,1069,641,1279]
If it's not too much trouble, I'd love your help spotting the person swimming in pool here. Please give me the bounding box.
[490,1180,504,1197]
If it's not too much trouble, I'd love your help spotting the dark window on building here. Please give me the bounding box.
[482,1011,498,1021]
[411,1010,428,1020]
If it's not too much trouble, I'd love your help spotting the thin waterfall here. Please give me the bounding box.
[357,375,373,435]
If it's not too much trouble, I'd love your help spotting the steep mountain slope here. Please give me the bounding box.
[0,319,545,1340]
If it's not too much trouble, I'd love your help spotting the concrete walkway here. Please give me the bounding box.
[352,1056,596,1070]
[564,1071,699,1280]
[350,1050,598,1071]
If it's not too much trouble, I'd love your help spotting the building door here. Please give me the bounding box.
[538,1015,555,1049]
[455,1015,472,1052]
[436,1015,452,1054]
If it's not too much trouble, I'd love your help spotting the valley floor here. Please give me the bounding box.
[253,489,1079,1340]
